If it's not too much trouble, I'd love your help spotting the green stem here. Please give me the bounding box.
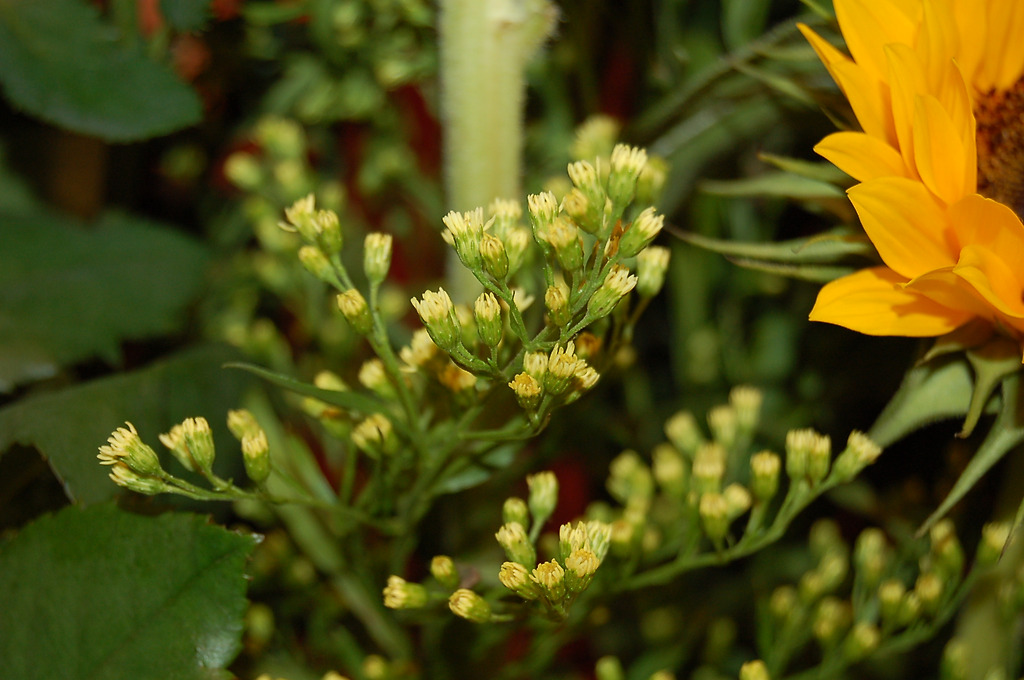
[438,0,555,301]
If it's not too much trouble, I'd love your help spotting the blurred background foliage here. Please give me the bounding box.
[1,0,1006,678]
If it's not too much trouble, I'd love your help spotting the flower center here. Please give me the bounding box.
[976,75,1024,217]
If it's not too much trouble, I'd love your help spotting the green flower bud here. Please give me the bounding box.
[363,232,393,284]
[480,233,509,280]
[508,373,543,410]
[499,561,543,600]
[750,451,781,502]
[739,660,771,680]
[242,431,271,484]
[664,411,704,458]
[636,246,671,298]
[337,289,373,335]
[299,245,333,281]
[502,497,530,530]
[545,285,571,327]
[707,405,738,451]
[383,575,428,609]
[587,265,636,319]
[977,522,1011,568]
[496,522,536,567]
[699,492,730,544]
[411,288,462,353]
[98,422,163,477]
[530,560,566,604]
[527,471,559,528]
[474,292,503,349]
[441,208,484,270]
[618,206,663,258]
[606,144,647,208]
[843,621,880,661]
[430,555,461,590]
[448,589,492,623]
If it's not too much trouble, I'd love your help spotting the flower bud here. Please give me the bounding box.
[182,417,216,476]
[530,560,566,603]
[607,144,647,207]
[587,265,637,319]
[854,528,889,590]
[977,522,1011,568]
[430,555,461,590]
[527,192,559,236]
[545,285,571,327]
[636,246,670,298]
[664,411,704,457]
[691,443,726,494]
[842,621,880,661]
[448,589,492,623]
[769,586,799,624]
[565,548,600,592]
[496,522,536,567]
[227,409,262,440]
[474,292,503,349]
[652,443,688,497]
[786,428,817,480]
[337,289,373,335]
[107,463,170,495]
[618,206,663,258]
[730,385,762,431]
[442,208,484,270]
[636,155,669,205]
[480,233,509,280]
[567,160,605,211]
[914,571,944,615]
[351,413,394,459]
[739,660,770,680]
[699,492,730,544]
[595,656,625,680]
[298,245,333,281]
[383,575,428,609]
[545,343,583,396]
[561,188,591,226]
[832,430,883,480]
[502,497,530,530]
[807,432,832,484]
[499,561,542,599]
[941,639,970,680]
[723,483,752,519]
[224,152,263,190]
[363,232,392,284]
[358,358,395,399]
[527,471,559,528]
[547,216,584,272]
[707,405,738,451]
[242,430,271,484]
[930,519,964,583]
[503,227,532,277]
[98,422,164,477]
[508,373,542,410]
[571,115,619,161]
[878,579,906,626]
[750,451,781,502]
[587,520,612,561]
[812,597,851,648]
[411,288,462,353]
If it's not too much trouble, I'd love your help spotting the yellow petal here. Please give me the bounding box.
[979,0,1024,91]
[810,266,971,336]
[917,1,959,93]
[834,0,918,82]
[949,194,1024,261]
[954,245,1024,319]
[952,1,986,88]
[913,94,967,205]
[885,43,928,178]
[848,177,954,279]
[815,132,908,182]
[800,24,894,144]
[904,268,991,319]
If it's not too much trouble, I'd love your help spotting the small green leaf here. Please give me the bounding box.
[0,503,257,680]
[918,373,1024,535]
[868,357,976,449]
[961,337,1022,437]
[160,0,212,31]
[227,362,386,417]
[0,0,201,140]
[0,209,210,392]
[728,257,856,283]
[0,345,253,504]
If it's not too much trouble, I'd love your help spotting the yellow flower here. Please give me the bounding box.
[801,1,1024,347]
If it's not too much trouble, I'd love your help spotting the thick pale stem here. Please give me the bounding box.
[438,0,555,299]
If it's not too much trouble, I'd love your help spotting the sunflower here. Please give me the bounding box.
[800,1,1024,349]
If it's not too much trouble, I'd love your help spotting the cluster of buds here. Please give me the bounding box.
[491,470,611,620]
[508,341,600,412]
[597,387,884,561]
[98,411,274,499]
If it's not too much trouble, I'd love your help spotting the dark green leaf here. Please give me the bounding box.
[758,152,851,185]
[0,345,253,504]
[727,257,855,283]
[160,0,212,31]
[867,357,976,449]
[0,209,209,391]
[0,0,201,140]
[0,503,257,680]
[227,362,386,416]
[722,0,771,49]
[918,373,1024,535]
[434,443,518,494]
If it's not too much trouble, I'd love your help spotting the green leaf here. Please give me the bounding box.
[0,345,253,504]
[434,443,518,494]
[727,258,856,283]
[918,373,1024,535]
[160,0,212,31]
[227,362,386,417]
[675,228,874,264]
[0,0,201,141]
[0,209,209,391]
[758,152,851,185]
[700,172,844,200]
[867,357,977,449]
[722,0,771,51]
[0,503,257,680]
[961,337,1022,437]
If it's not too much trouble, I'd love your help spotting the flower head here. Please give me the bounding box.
[802,1,1024,352]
